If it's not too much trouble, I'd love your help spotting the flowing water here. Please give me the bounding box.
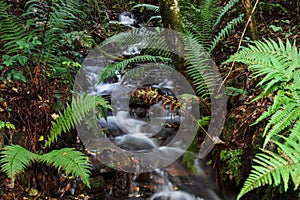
[74,12,234,200]
[75,59,234,200]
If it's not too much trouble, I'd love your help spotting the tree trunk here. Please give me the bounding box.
[158,0,188,79]
[243,0,258,40]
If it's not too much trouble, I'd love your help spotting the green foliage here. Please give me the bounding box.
[132,3,161,23]
[98,27,217,98]
[40,148,91,188]
[99,55,171,82]
[225,39,300,199]
[132,3,160,13]
[0,121,15,130]
[0,0,27,54]
[220,149,243,185]
[224,39,300,146]
[46,94,111,147]
[183,34,216,97]
[132,1,243,53]
[0,145,91,188]
[182,151,199,175]
[0,145,39,186]
[225,86,247,97]
[127,1,242,99]
[0,0,94,84]
[237,136,300,200]
[180,0,244,53]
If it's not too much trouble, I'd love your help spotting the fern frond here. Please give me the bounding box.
[263,100,299,147]
[224,39,300,146]
[227,38,300,199]
[181,0,219,50]
[180,0,242,52]
[237,136,300,199]
[41,148,91,188]
[209,13,244,53]
[132,3,160,13]
[22,0,86,73]
[46,94,111,147]
[99,55,171,82]
[251,90,285,126]
[0,145,39,186]
[0,0,27,53]
[224,39,298,93]
[289,121,300,141]
[197,0,219,49]
[100,28,157,48]
[213,0,240,28]
[183,34,215,97]
[147,15,162,23]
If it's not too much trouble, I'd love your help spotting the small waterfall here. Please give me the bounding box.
[75,63,233,200]
[74,13,233,199]
[108,11,137,29]
[150,190,203,200]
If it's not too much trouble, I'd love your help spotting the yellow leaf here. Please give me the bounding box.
[12,87,18,93]
[51,113,59,120]
[2,101,7,107]
[38,135,44,141]
[0,84,7,89]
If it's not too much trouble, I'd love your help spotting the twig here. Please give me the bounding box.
[218,0,260,93]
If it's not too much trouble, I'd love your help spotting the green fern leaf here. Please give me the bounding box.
[251,90,285,126]
[132,3,160,13]
[46,94,111,147]
[213,0,240,28]
[263,102,299,147]
[224,38,300,144]
[41,148,91,188]
[209,13,244,53]
[237,135,300,199]
[289,121,300,141]
[0,0,27,53]
[99,55,171,82]
[225,38,300,199]
[180,0,242,52]
[0,145,39,187]
[183,34,215,97]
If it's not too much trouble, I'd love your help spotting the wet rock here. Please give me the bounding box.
[113,172,131,197]
[113,134,158,151]
[150,190,203,200]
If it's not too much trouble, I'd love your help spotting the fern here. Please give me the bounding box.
[224,39,300,199]
[46,94,111,147]
[23,0,85,69]
[132,3,161,23]
[224,39,300,146]
[41,148,91,188]
[183,34,215,97]
[132,3,160,13]
[0,145,39,186]
[0,0,92,84]
[99,55,171,82]
[0,0,27,54]
[209,13,244,53]
[237,135,300,200]
[213,0,240,28]
[0,145,91,188]
[180,0,243,52]
[132,0,242,53]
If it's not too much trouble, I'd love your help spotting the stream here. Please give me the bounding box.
[73,12,233,200]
